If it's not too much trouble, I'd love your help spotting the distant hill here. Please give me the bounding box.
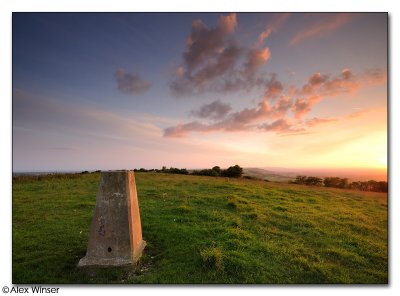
[243,168,296,182]
[244,167,387,182]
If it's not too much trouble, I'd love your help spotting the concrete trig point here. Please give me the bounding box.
[78,170,146,267]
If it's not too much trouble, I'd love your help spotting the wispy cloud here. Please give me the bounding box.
[289,13,353,46]
[255,13,291,48]
[305,117,337,127]
[362,68,388,85]
[115,68,152,95]
[258,118,303,133]
[13,88,161,143]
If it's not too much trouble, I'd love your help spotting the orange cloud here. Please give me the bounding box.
[218,13,237,34]
[254,29,272,48]
[165,67,386,137]
[242,47,271,79]
[292,96,321,119]
[264,74,284,99]
[289,13,353,46]
[299,68,360,98]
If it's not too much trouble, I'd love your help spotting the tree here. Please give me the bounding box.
[293,176,322,186]
[323,177,348,188]
[212,166,221,176]
[305,176,323,186]
[294,175,307,184]
[222,165,243,178]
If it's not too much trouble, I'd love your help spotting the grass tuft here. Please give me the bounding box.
[200,246,224,271]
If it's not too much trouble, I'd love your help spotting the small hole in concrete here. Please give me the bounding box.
[108,247,112,253]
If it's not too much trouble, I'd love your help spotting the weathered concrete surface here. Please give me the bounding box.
[78,171,146,267]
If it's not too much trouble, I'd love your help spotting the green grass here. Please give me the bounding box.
[12,172,388,284]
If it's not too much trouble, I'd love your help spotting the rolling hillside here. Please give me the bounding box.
[12,172,387,284]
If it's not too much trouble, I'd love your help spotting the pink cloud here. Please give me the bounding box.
[289,13,353,46]
[292,96,321,119]
[299,69,360,98]
[254,29,272,48]
[164,94,295,137]
[264,74,284,99]
[165,67,386,137]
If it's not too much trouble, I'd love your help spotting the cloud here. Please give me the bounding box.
[291,69,359,119]
[182,13,238,74]
[258,118,301,133]
[165,94,293,137]
[300,72,330,95]
[170,14,242,96]
[164,121,211,138]
[115,68,151,95]
[264,74,284,99]
[218,13,237,34]
[165,67,386,137]
[254,29,272,48]
[191,44,242,85]
[254,13,291,48]
[299,69,360,99]
[305,117,337,127]
[170,13,272,96]
[292,96,320,119]
[13,88,161,142]
[242,47,271,79]
[289,13,353,46]
[362,68,387,85]
[190,100,232,120]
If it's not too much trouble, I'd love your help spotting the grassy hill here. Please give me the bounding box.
[12,172,388,284]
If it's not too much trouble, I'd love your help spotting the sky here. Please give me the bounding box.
[12,12,387,172]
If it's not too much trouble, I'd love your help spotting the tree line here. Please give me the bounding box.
[291,175,388,192]
[133,165,243,178]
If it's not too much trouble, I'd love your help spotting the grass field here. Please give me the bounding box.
[12,172,388,284]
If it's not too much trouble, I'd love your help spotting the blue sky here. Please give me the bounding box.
[12,13,387,171]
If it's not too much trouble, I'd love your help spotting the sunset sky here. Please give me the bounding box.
[12,12,387,172]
